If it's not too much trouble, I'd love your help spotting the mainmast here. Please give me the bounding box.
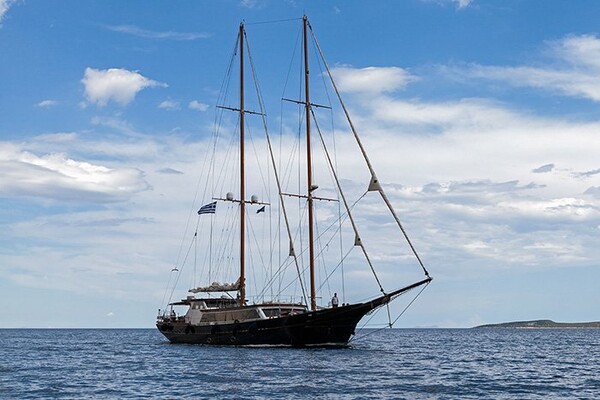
[303,15,317,311]
[239,22,246,305]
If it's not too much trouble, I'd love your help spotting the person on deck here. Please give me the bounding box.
[332,293,339,308]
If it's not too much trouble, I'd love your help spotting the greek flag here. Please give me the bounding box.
[197,201,217,215]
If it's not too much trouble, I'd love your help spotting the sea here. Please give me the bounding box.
[0,328,598,399]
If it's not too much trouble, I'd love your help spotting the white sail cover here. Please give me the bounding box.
[188,278,241,293]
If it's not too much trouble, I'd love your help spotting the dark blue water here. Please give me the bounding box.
[0,328,598,399]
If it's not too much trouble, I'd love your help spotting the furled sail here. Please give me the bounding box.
[188,278,241,293]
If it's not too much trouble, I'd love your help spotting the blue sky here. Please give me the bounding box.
[1,0,599,328]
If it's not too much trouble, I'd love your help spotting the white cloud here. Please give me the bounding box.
[189,100,209,111]
[368,96,514,130]
[420,0,473,10]
[81,67,167,107]
[331,66,415,94]
[0,0,15,23]
[35,100,58,108]
[0,143,149,202]
[469,65,600,101]
[0,132,212,315]
[321,65,600,272]
[159,99,180,110]
[33,132,78,143]
[240,0,258,8]
[105,24,211,40]
[465,35,600,102]
[90,116,141,137]
[455,0,472,9]
[355,97,600,195]
[496,197,598,221]
[31,122,164,161]
[553,34,600,69]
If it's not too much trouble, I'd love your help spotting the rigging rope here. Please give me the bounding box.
[310,107,386,294]
[164,229,196,308]
[244,17,302,26]
[308,21,431,279]
[389,280,431,326]
[316,246,354,292]
[161,35,240,307]
[349,280,431,344]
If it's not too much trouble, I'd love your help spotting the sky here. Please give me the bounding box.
[1,0,599,328]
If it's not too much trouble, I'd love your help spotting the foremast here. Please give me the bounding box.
[209,22,249,303]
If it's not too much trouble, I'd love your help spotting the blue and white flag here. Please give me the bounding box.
[197,201,217,215]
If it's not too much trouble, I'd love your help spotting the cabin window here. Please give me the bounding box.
[229,309,260,321]
[199,308,261,323]
[191,301,207,310]
[262,309,280,318]
[261,307,303,318]
[200,313,217,323]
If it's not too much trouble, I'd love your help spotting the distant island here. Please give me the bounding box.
[474,319,600,329]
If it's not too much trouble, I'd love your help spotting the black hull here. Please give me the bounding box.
[158,303,367,346]
[157,277,432,346]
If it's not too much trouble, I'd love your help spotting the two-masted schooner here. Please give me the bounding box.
[156,16,432,346]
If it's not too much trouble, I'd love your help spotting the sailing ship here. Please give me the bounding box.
[156,16,432,346]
